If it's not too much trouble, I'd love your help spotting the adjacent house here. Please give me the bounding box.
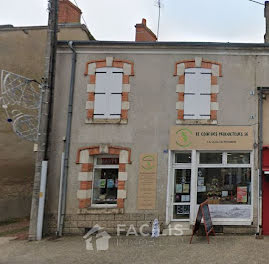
[0,0,94,221]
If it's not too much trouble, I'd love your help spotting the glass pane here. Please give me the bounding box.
[174,169,191,203]
[175,153,191,163]
[173,205,190,220]
[197,168,251,205]
[93,168,118,204]
[227,153,250,164]
[200,153,222,164]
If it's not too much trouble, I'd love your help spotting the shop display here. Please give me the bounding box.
[237,186,248,203]
[197,167,251,205]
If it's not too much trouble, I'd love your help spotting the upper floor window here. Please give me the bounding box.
[183,68,211,120]
[94,67,123,119]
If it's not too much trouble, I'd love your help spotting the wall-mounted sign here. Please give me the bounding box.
[137,153,158,210]
[170,126,253,150]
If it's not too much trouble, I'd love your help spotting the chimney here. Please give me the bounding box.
[135,18,157,42]
[265,1,269,42]
[58,0,82,24]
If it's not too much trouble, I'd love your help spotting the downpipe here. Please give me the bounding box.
[57,41,77,236]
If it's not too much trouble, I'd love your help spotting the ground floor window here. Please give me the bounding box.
[197,168,251,205]
[92,156,119,205]
[197,152,251,206]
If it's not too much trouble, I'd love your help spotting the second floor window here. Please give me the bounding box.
[183,68,211,120]
[94,67,123,119]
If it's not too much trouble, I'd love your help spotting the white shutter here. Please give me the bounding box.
[94,67,123,119]
[184,68,211,120]
[109,94,122,117]
[94,94,106,118]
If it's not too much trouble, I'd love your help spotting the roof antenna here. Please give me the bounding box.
[155,0,163,40]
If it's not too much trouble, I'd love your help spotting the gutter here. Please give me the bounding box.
[57,41,77,236]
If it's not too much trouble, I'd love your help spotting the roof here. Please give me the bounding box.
[0,24,95,40]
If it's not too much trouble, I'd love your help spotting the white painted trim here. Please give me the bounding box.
[78,172,93,181]
[118,172,128,181]
[166,150,173,225]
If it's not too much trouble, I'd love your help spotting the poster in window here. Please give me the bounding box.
[183,184,189,193]
[107,179,114,188]
[99,179,106,188]
[176,184,183,193]
[198,177,204,186]
[198,186,206,192]
[237,186,248,203]
[181,195,190,202]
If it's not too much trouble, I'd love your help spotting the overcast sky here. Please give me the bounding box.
[0,0,266,43]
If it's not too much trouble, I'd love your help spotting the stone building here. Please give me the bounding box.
[45,16,269,235]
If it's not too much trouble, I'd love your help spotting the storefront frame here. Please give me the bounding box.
[166,150,254,226]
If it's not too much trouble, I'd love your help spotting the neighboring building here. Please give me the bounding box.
[0,0,94,221]
[45,16,269,235]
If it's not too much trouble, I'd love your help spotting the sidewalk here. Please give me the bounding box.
[1,234,269,264]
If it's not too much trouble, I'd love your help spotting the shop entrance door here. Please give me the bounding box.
[172,168,192,220]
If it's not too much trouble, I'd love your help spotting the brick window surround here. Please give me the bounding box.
[76,145,131,209]
[174,57,222,125]
[84,57,134,124]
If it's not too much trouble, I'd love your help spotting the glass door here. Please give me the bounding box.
[172,169,192,220]
[171,152,192,221]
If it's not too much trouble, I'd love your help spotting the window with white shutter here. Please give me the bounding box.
[94,67,123,119]
[183,68,211,120]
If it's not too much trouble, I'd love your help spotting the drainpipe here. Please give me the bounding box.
[57,41,77,236]
[258,87,263,235]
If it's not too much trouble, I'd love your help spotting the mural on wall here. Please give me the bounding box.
[0,70,42,142]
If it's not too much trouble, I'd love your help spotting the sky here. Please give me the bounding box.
[0,0,266,43]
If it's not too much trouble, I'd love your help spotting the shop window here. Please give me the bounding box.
[200,152,223,164]
[175,152,192,163]
[92,156,119,205]
[183,68,211,120]
[94,67,123,119]
[197,152,251,205]
[227,153,250,164]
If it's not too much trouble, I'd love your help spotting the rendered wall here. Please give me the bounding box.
[46,44,267,234]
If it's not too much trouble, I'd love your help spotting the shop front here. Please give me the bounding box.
[166,126,255,227]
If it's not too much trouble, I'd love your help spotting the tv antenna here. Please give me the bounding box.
[155,0,163,40]
[248,0,264,6]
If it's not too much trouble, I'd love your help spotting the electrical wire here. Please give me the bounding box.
[248,0,265,6]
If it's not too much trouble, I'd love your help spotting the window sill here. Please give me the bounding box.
[77,207,124,215]
[176,120,217,125]
[85,118,128,124]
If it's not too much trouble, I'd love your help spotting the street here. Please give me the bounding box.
[0,234,269,264]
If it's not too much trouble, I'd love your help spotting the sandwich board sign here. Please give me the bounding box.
[190,201,215,244]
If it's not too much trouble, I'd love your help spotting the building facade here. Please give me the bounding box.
[45,40,269,235]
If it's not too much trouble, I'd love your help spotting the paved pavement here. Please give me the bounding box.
[0,234,269,264]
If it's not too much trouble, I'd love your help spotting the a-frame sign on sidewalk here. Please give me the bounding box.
[190,201,216,244]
